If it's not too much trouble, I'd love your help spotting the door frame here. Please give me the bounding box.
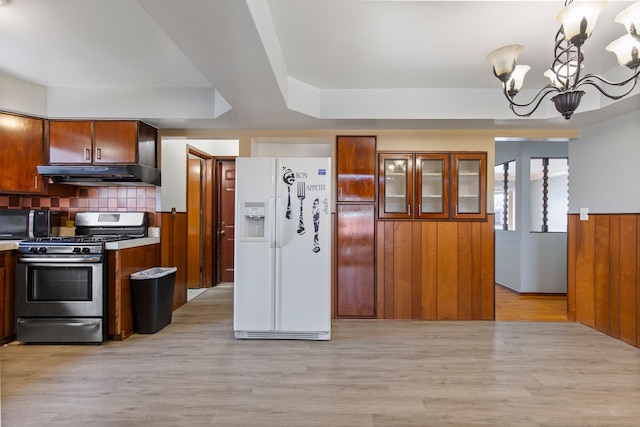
[214,157,236,284]
[187,146,215,288]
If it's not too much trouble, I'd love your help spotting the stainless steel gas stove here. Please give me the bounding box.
[15,212,148,343]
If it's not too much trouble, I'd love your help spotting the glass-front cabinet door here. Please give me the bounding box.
[379,153,413,219]
[415,153,450,219]
[451,152,487,220]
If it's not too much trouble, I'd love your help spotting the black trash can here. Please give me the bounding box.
[130,267,177,334]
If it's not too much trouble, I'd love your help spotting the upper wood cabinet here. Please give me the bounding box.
[48,120,157,166]
[378,152,486,220]
[336,136,376,202]
[416,153,450,219]
[451,152,487,220]
[0,112,45,194]
[378,153,414,219]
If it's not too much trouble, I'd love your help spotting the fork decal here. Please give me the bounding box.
[297,181,306,235]
[312,198,320,253]
[282,167,295,220]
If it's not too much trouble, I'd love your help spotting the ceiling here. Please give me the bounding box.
[0,0,638,131]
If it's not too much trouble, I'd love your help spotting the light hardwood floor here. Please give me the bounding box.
[495,285,569,322]
[2,283,639,427]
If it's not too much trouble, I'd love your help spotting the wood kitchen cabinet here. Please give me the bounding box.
[0,250,17,344]
[336,135,376,202]
[376,218,495,320]
[378,153,413,219]
[0,112,45,194]
[335,135,377,318]
[336,204,376,317]
[107,243,160,340]
[48,120,157,166]
[378,152,486,220]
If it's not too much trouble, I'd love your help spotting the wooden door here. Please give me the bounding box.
[216,160,236,283]
[49,121,93,164]
[187,156,202,288]
[336,204,376,317]
[93,121,137,164]
[336,136,376,202]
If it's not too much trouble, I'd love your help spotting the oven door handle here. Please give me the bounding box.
[18,256,102,263]
[17,318,102,327]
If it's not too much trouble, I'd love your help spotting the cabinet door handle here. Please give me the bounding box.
[34,176,38,190]
[339,187,343,199]
[96,148,102,160]
[84,148,90,160]
[408,204,411,216]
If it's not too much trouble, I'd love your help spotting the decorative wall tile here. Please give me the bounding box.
[0,186,157,226]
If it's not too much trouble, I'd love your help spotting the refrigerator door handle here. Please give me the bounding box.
[269,197,276,248]
[275,196,286,248]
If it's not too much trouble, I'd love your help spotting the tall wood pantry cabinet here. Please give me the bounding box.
[335,136,377,318]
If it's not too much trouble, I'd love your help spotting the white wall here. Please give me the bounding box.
[0,75,48,117]
[495,141,522,291]
[495,140,568,293]
[159,138,239,212]
[530,174,568,232]
[569,109,640,214]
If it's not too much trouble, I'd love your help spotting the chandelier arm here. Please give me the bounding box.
[575,72,640,97]
[504,86,559,117]
[577,77,639,100]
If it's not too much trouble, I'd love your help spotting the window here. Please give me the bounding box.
[494,160,516,230]
[530,158,568,232]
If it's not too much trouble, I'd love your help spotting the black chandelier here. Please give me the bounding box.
[487,0,640,120]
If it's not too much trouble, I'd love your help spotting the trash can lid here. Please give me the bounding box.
[130,266,177,280]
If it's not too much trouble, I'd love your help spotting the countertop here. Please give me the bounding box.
[104,237,160,250]
[0,238,160,252]
[0,240,21,251]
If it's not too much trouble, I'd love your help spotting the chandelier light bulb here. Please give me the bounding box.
[606,34,640,68]
[505,65,531,97]
[486,44,524,83]
[615,2,640,39]
[557,0,608,47]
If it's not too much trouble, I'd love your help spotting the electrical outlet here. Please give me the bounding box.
[580,207,589,221]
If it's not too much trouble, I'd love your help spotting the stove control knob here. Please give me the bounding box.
[29,247,38,253]
[73,247,81,253]
[82,247,91,254]
[38,247,47,254]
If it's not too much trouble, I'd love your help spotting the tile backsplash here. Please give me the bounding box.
[0,186,157,228]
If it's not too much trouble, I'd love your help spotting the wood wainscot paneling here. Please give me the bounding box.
[376,215,494,320]
[567,214,639,348]
[160,211,188,310]
[107,244,160,340]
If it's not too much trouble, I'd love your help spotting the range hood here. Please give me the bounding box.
[37,164,161,186]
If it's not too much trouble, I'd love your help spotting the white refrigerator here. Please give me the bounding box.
[234,157,331,340]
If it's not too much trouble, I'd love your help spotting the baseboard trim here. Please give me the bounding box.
[495,282,567,297]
